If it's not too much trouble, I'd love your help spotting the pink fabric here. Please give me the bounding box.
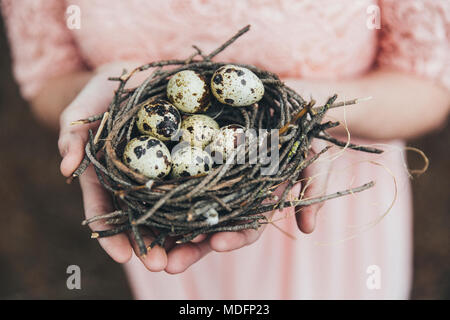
[4,0,449,100]
[2,0,449,299]
[124,141,413,299]
[1,0,84,99]
[378,0,450,90]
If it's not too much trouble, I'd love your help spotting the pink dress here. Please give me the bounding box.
[3,0,449,299]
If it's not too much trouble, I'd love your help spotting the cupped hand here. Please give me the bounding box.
[58,67,133,264]
[59,61,215,272]
[59,61,167,269]
[163,181,302,274]
[169,140,333,274]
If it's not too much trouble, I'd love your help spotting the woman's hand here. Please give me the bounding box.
[58,63,136,263]
[164,181,304,274]
[58,62,171,269]
[167,156,332,274]
[54,61,218,272]
[295,139,332,234]
[201,140,331,255]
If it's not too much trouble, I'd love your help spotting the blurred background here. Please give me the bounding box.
[0,16,448,299]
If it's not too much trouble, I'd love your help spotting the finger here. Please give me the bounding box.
[80,166,132,263]
[297,172,325,233]
[163,236,177,252]
[209,227,263,252]
[210,180,301,252]
[296,204,319,234]
[58,81,116,177]
[59,129,90,177]
[190,234,207,243]
[165,240,212,274]
[296,175,326,233]
[129,234,168,272]
[145,245,168,271]
[296,143,331,234]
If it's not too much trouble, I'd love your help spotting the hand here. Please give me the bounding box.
[167,141,333,274]
[203,142,331,246]
[59,61,168,269]
[164,181,303,274]
[295,139,332,233]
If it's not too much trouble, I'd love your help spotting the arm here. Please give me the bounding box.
[30,71,93,129]
[285,68,450,141]
[32,68,450,137]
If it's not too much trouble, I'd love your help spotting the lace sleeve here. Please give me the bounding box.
[1,0,84,100]
[377,0,450,90]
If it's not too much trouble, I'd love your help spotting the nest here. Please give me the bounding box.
[73,26,382,255]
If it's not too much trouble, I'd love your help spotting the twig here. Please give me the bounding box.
[316,133,383,154]
[82,210,125,226]
[205,25,251,60]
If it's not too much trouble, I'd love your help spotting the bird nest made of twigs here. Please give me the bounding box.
[72,26,382,255]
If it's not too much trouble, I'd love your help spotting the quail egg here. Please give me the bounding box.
[136,99,181,141]
[171,146,212,178]
[167,70,210,113]
[181,114,219,149]
[123,136,172,179]
[211,65,264,107]
[210,124,246,162]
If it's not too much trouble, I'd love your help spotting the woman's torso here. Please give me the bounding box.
[68,0,378,79]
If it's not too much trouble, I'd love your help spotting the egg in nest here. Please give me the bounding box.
[167,70,211,113]
[181,114,219,149]
[123,136,172,179]
[211,65,264,107]
[210,124,246,162]
[171,145,212,178]
[136,100,181,141]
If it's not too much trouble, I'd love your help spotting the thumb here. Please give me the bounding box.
[296,172,328,234]
[58,76,115,177]
[296,141,331,234]
[58,61,148,177]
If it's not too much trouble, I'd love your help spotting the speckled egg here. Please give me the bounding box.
[136,100,181,141]
[181,114,219,149]
[167,70,210,113]
[171,146,212,178]
[210,124,246,162]
[211,65,264,107]
[123,136,172,179]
